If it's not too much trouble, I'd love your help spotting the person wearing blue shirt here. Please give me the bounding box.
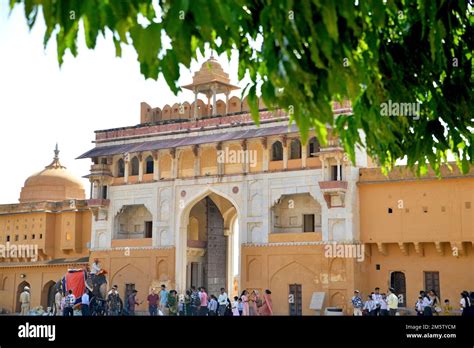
[159,284,169,315]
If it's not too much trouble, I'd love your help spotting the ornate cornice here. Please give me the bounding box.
[243,240,363,248]
[91,245,175,252]
[0,261,87,269]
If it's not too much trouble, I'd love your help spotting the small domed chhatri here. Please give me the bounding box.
[182,55,240,118]
[19,144,85,203]
[191,55,232,85]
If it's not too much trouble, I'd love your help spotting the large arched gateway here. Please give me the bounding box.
[176,190,240,294]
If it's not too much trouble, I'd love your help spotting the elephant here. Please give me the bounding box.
[55,270,108,315]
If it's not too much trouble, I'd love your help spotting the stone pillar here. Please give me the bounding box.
[212,85,217,116]
[207,95,211,117]
[321,156,325,181]
[282,135,288,170]
[225,91,229,115]
[225,227,233,293]
[216,142,224,175]
[301,142,307,168]
[193,145,200,177]
[336,158,341,181]
[241,139,249,174]
[176,226,188,293]
[91,180,99,199]
[261,138,269,172]
[138,153,144,182]
[171,149,177,178]
[152,150,159,181]
[198,262,203,288]
[193,89,198,119]
[124,154,129,183]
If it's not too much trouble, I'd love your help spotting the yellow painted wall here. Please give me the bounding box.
[0,210,91,260]
[241,244,357,315]
[159,154,172,179]
[359,243,474,309]
[360,178,474,243]
[0,264,87,313]
[200,147,218,176]
[359,174,474,310]
[224,144,243,175]
[90,248,176,313]
[178,149,195,178]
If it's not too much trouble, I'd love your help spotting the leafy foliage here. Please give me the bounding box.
[9,0,473,174]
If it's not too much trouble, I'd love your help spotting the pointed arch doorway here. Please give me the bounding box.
[178,191,240,296]
[15,281,30,313]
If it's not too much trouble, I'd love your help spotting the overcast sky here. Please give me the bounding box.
[0,1,244,204]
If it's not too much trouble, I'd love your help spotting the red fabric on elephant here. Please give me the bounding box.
[65,270,86,301]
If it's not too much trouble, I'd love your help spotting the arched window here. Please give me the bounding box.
[271,141,283,161]
[131,157,139,176]
[117,159,125,177]
[289,139,302,159]
[145,156,154,174]
[308,137,320,157]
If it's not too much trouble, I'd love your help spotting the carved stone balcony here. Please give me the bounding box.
[319,180,348,193]
[87,199,110,208]
[319,181,348,208]
[85,164,113,182]
[87,199,110,221]
[320,139,344,153]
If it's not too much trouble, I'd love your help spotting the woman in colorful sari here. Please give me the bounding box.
[167,290,178,316]
[241,290,250,316]
[258,289,273,316]
[249,290,259,316]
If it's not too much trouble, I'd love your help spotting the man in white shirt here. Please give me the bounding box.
[363,295,377,316]
[217,288,228,316]
[19,286,31,315]
[380,294,389,316]
[81,290,90,316]
[387,288,399,316]
[91,258,101,275]
[420,291,432,315]
[351,290,363,316]
[372,287,382,316]
[64,290,76,316]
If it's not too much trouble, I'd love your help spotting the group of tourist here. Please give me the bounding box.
[19,279,474,317]
[414,290,474,316]
[96,284,273,316]
[351,287,474,316]
[141,285,273,316]
[351,287,399,316]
